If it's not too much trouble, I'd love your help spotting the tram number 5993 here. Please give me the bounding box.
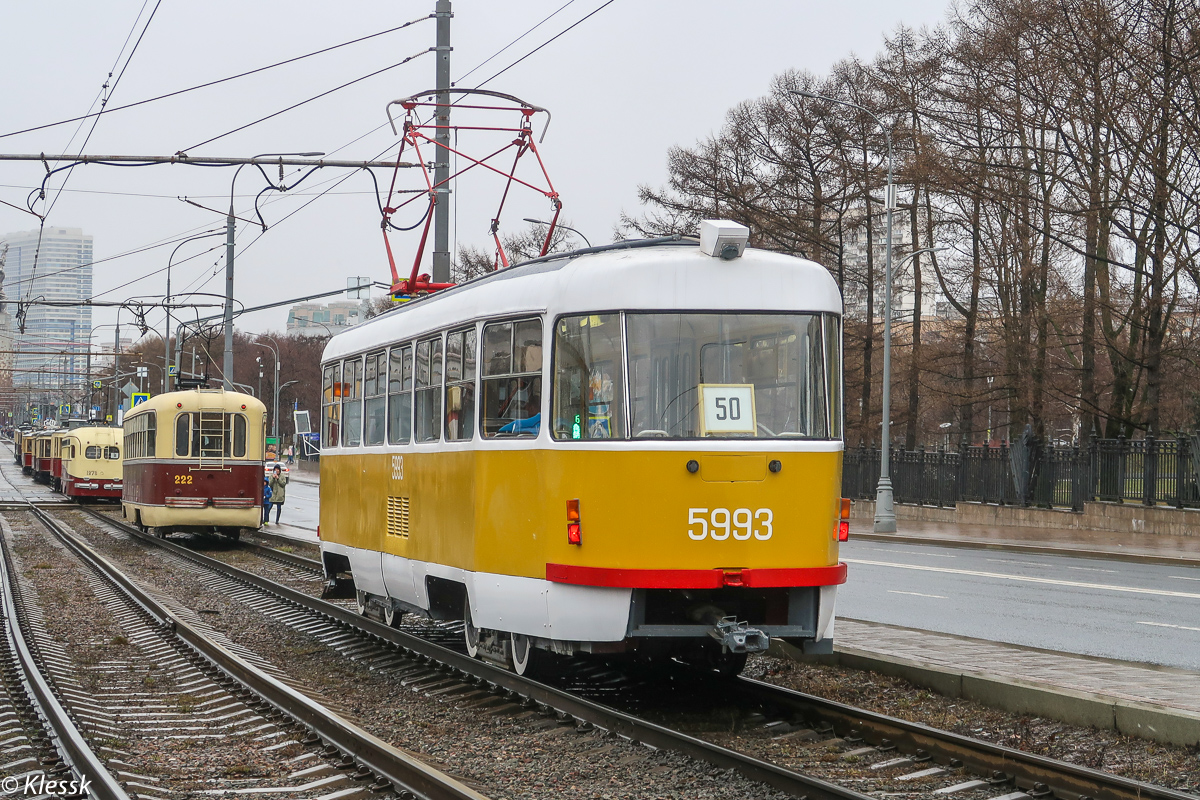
[688,508,773,541]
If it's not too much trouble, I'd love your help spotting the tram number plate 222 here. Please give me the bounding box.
[687,508,773,540]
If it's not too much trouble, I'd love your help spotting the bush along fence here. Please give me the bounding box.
[841,427,1200,511]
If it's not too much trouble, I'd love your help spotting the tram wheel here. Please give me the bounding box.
[463,598,480,659]
[383,603,401,628]
[355,590,369,616]
[510,632,548,678]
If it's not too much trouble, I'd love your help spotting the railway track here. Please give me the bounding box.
[1,501,490,800]
[0,511,127,799]
[72,504,1198,800]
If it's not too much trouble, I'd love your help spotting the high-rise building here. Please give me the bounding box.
[0,227,93,388]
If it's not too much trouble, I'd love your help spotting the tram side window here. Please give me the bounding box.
[414,335,443,442]
[342,358,364,447]
[85,446,101,459]
[552,314,625,440]
[322,364,341,449]
[824,314,843,440]
[175,414,190,456]
[363,351,387,446]
[481,318,543,438]
[387,345,413,445]
[231,414,247,458]
[445,327,477,441]
[123,411,157,459]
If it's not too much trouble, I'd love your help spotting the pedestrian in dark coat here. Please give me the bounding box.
[262,476,273,525]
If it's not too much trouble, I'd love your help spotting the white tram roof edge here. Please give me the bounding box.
[324,240,842,363]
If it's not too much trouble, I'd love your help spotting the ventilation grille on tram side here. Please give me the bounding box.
[386,496,410,538]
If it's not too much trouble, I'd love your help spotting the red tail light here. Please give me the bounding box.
[836,497,851,542]
[316,525,321,540]
[566,499,581,544]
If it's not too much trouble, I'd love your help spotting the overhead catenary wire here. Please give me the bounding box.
[471,0,616,90]
[180,48,434,153]
[0,15,433,143]
[20,0,163,329]
[454,0,578,85]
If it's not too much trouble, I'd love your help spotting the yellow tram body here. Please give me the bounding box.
[322,449,841,577]
[319,229,846,672]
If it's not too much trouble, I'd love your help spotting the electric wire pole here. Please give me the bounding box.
[432,0,452,285]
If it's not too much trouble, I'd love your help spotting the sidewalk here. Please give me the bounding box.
[808,618,1200,746]
[850,517,1200,565]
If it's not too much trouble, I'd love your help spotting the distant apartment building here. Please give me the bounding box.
[838,205,949,323]
[0,227,93,387]
[286,300,366,335]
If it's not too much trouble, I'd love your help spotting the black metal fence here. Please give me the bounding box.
[842,432,1200,511]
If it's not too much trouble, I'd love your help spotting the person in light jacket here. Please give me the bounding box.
[268,465,288,524]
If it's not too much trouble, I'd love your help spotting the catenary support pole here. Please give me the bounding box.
[432,0,452,284]
[223,205,235,390]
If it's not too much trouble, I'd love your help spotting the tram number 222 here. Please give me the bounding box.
[688,508,772,540]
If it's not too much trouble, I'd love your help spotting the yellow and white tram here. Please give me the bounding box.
[58,426,123,501]
[318,222,847,675]
[122,389,267,539]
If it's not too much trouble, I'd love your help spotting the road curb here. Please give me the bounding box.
[771,641,1200,747]
[850,531,1200,567]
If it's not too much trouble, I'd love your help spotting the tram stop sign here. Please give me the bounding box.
[131,392,151,407]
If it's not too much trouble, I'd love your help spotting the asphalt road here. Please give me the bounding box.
[267,476,319,532]
[838,539,1200,671]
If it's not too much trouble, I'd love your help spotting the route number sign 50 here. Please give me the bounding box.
[698,384,756,435]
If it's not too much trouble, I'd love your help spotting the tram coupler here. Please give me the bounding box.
[708,616,770,654]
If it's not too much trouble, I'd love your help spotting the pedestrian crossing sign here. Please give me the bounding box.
[132,392,151,407]
[92,380,102,390]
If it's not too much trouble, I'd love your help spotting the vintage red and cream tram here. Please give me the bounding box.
[58,426,123,501]
[20,430,35,474]
[121,389,267,539]
[31,431,56,483]
[317,222,849,675]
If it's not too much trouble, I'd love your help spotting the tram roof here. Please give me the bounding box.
[123,388,266,418]
[325,239,842,362]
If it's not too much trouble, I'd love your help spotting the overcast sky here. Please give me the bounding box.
[0,0,953,350]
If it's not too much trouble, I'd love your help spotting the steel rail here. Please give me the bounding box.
[0,515,131,799]
[32,506,488,800]
[730,675,1198,800]
[80,506,1196,800]
[77,508,874,800]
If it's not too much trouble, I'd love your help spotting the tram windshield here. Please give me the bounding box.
[553,312,841,441]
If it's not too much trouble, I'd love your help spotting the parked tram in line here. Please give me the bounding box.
[13,427,30,466]
[58,426,123,501]
[121,389,267,539]
[317,221,849,676]
[31,431,56,483]
[20,429,35,474]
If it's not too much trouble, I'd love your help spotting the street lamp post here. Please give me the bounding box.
[166,232,224,393]
[791,88,900,532]
[252,338,281,440]
[522,217,592,248]
[223,152,323,390]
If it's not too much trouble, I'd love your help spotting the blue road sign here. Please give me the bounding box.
[131,392,151,406]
